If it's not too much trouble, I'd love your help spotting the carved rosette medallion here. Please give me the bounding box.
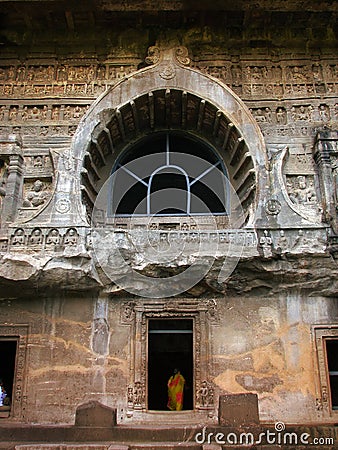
[55,198,71,213]
[265,199,281,215]
[159,64,176,80]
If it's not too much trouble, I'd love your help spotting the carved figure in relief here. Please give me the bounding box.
[52,107,60,120]
[73,106,82,118]
[9,107,18,120]
[288,176,316,205]
[127,386,133,404]
[259,230,273,257]
[331,160,338,207]
[8,66,16,81]
[319,105,330,122]
[64,106,71,119]
[33,156,43,168]
[41,106,48,119]
[64,228,78,246]
[198,380,213,407]
[23,180,48,208]
[276,230,288,254]
[97,65,106,80]
[16,66,26,82]
[46,229,60,246]
[57,65,67,82]
[0,106,6,121]
[293,229,311,250]
[31,106,40,120]
[0,159,8,207]
[298,106,310,121]
[134,382,143,406]
[21,107,29,121]
[291,66,307,82]
[12,229,25,246]
[29,228,43,245]
[276,107,286,124]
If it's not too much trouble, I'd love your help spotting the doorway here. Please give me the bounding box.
[0,339,17,408]
[148,318,193,411]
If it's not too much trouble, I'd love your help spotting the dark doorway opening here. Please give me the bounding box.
[0,339,17,408]
[148,319,193,411]
[326,339,338,409]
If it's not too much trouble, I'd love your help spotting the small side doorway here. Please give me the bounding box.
[0,339,17,413]
[148,318,193,411]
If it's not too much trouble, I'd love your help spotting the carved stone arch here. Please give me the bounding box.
[66,46,268,226]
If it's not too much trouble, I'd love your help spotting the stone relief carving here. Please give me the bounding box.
[22,179,49,208]
[11,228,26,246]
[291,105,313,121]
[0,158,8,210]
[29,228,43,246]
[197,380,214,409]
[276,107,287,124]
[286,175,320,220]
[46,229,61,249]
[133,381,145,409]
[250,107,272,123]
[63,228,79,247]
[259,230,273,258]
[92,318,110,355]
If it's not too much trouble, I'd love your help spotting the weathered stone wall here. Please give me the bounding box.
[1,290,337,424]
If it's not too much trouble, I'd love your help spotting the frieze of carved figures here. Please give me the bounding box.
[9,227,85,253]
[22,179,50,208]
[197,380,214,408]
[249,107,272,123]
[287,65,311,83]
[24,155,52,177]
[1,104,89,123]
[290,105,313,122]
[0,64,136,84]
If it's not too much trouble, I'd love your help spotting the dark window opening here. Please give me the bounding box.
[0,339,17,416]
[326,339,338,410]
[148,319,193,411]
[110,132,228,217]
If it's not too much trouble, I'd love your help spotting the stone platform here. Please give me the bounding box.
[0,422,337,450]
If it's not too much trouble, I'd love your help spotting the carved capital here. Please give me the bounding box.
[145,46,190,68]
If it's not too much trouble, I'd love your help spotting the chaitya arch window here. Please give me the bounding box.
[109,131,228,217]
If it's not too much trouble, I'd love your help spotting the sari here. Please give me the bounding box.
[167,371,185,411]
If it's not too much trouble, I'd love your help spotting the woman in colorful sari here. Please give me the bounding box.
[167,368,185,411]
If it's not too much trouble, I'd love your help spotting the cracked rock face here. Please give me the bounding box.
[1,240,336,298]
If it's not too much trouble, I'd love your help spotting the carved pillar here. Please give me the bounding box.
[313,131,338,234]
[1,153,24,226]
[91,293,110,356]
